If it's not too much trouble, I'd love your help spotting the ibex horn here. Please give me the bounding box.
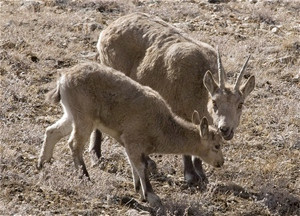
[217,47,225,89]
[234,55,251,90]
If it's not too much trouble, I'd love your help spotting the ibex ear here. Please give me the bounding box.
[204,70,219,95]
[200,117,209,139]
[240,75,255,98]
[192,110,201,125]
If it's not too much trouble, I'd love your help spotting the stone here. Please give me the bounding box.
[249,0,258,3]
[271,27,279,33]
[20,0,44,12]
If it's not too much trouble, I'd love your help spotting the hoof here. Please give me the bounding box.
[154,205,166,216]
[184,171,209,189]
[147,193,163,208]
[194,168,209,185]
[91,156,104,168]
[37,157,53,170]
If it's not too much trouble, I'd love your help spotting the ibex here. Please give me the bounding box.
[95,12,255,184]
[37,62,224,208]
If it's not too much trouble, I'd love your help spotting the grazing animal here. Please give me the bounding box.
[37,62,224,208]
[95,12,255,184]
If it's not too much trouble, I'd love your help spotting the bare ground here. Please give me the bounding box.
[0,0,299,215]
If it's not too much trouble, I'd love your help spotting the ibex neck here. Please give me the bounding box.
[156,115,202,156]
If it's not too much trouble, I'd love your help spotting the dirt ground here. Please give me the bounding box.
[0,0,299,215]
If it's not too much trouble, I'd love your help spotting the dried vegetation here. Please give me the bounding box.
[0,0,299,215]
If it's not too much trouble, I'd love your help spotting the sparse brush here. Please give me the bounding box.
[251,8,277,25]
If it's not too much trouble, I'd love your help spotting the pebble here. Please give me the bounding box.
[126,209,151,216]
[291,141,300,150]
[126,209,140,216]
[249,0,258,3]
[292,71,300,83]
[20,0,44,12]
[271,27,279,33]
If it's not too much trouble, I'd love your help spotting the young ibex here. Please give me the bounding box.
[37,62,224,207]
[95,12,255,184]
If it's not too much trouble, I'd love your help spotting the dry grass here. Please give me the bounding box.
[0,0,299,215]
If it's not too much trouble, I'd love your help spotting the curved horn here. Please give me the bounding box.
[235,55,251,90]
[217,47,225,89]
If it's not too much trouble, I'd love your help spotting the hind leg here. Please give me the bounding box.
[89,129,103,166]
[38,114,72,169]
[68,122,93,179]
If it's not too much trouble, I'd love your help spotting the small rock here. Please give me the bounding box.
[291,140,300,150]
[16,155,25,162]
[249,0,257,3]
[4,20,14,28]
[271,27,279,33]
[166,167,176,175]
[20,0,44,12]
[255,144,264,150]
[0,67,7,76]
[80,51,97,59]
[30,55,39,63]
[292,72,299,83]
[126,209,140,216]
[244,16,250,21]
[88,23,102,32]
[1,41,15,49]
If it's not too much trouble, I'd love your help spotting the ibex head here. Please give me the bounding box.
[204,48,255,140]
[192,111,224,168]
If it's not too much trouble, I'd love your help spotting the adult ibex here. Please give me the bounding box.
[37,62,224,208]
[95,12,255,184]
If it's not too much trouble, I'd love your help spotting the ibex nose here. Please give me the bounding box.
[220,126,230,134]
[219,126,234,140]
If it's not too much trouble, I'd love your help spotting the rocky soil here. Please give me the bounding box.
[0,0,299,215]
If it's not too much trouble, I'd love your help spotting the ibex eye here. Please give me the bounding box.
[212,100,218,110]
[215,144,220,150]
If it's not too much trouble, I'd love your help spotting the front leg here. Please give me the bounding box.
[125,148,163,209]
[130,163,143,196]
[132,156,157,196]
[183,155,208,186]
[192,157,208,184]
